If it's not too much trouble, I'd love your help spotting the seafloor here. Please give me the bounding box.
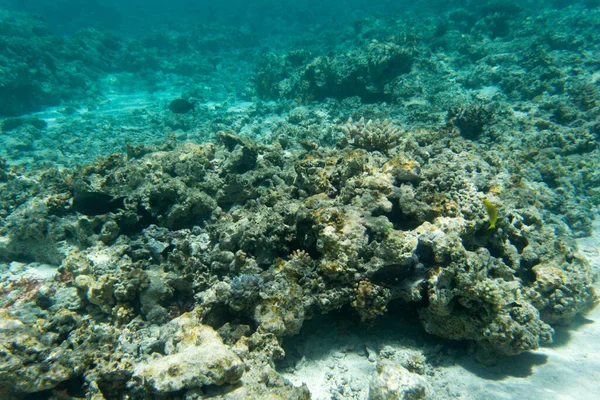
[0,1,599,399]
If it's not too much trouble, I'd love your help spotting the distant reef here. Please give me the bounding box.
[2,1,600,118]
[0,9,256,117]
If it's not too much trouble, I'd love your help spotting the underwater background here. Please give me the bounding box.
[0,0,599,399]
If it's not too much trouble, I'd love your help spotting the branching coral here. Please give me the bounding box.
[340,117,401,152]
[351,279,389,321]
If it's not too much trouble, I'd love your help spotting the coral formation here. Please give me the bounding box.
[0,121,597,396]
[447,104,496,140]
[131,312,245,393]
[256,41,414,103]
[340,117,401,152]
[0,1,599,398]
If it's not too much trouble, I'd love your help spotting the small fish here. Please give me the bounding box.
[482,198,498,229]
[169,99,195,114]
[72,192,126,216]
[370,264,415,287]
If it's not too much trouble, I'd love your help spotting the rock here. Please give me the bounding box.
[132,312,244,393]
[369,361,429,400]
[0,309,73,396]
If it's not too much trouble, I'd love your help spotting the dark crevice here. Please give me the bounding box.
[415,240,435,266]
[463,228,489,252]
[118,204,159,235]
[276,301,431,373]
[387,296,428,317]
[516,259,538,285]
[463,228,515,268]
[23,375,86,400]
[372,200,422,231]
[98,377,130,400]
[288,219,320,259]
[509,234,528,254]
[92,223,103,234]
[202,304,256,333]
[0,252,36,264]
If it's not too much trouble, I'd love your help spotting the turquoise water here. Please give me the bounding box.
[0,1,599,399]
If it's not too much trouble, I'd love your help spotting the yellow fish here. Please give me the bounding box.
[482,198,498,229]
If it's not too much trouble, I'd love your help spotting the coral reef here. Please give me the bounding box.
[0,1,599,398]
[0,121,597,396]
[0,9,255,117]
[131,312,245,393]
[256,41,415,103]
[0,10,117,116]
[447,104,496,140]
